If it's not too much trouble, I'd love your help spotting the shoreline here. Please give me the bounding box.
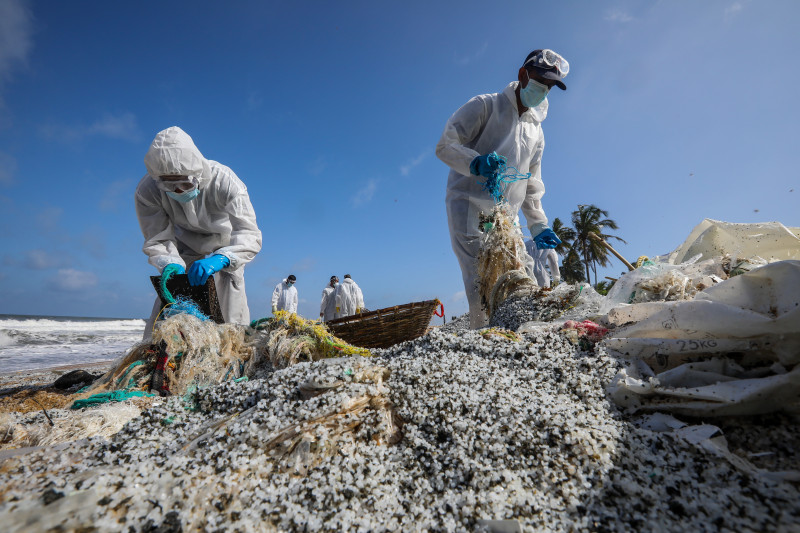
[0,361,115,397]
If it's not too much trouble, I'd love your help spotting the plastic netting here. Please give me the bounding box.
[478,154,532,203]
[476,203,532,314]
[70,310,371,409]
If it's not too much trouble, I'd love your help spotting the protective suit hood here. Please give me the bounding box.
[506,82,548,123]
[144,126,213,188]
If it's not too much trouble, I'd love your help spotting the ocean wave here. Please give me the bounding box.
[0,317,146,334]
[0,331,14,348]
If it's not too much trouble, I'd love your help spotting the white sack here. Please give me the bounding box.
[605,260,800,368]
[663,219,800,265]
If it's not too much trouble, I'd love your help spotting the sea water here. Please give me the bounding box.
[0,314,146,374]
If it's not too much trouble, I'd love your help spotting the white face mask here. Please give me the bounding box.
[520,78,549,108]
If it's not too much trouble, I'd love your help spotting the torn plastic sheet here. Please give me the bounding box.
[609,358,800,417]
[636,413,800,483]
[600,255,729,315]
[604,261,800,368]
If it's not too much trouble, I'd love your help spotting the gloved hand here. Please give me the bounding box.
[469,152,505,178]
[356,308,361,314]
[187,254,230,286]
[272,306,278,314]
[336,306,340,313]
[161,263,185,278]
[533,228,561,249]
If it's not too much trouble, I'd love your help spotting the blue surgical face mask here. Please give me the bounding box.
[166,188,200,203]
[520,78,549,108]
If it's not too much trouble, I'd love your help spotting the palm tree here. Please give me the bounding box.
[551,217,576,257]
[570,205,626,285]
[560,248,586,284]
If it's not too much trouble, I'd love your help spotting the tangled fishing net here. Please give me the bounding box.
[251,311,370,370]
[476,203,538,318]
[71,309,370,409]
[0,403,143,450]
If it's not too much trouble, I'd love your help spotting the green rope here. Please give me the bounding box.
[115,360,146,386]
[160,267,179,304]
[71,390,156,409]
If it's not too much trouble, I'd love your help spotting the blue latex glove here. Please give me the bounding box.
[469,152,505,178]
[533,228,561,249]
[161,263,185,278]
[187,255,230,286]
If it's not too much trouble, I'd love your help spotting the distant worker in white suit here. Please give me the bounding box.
[272,275,298,314]
[319,275,339,322]
[135,126,262,340]
[334,274,364,318]
[525,239,561,288]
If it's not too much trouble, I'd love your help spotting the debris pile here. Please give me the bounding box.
[0,326,797,531]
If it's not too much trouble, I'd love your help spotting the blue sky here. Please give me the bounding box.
[0,0,797,320]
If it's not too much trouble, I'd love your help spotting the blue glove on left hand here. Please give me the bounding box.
[469,152,505,178]
[533,228,561,249]
[188,255,230,286]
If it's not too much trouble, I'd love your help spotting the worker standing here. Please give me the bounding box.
[135,126,262,340]
[319,275,339,322]
[334,274,364,318]
[272,275,298,314]
[436,49,568,328]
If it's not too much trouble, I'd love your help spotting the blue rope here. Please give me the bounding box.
[478,155,532,203]
[162,296,210,321]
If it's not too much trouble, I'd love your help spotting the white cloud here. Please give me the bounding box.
[100,178,134,211]
[605,9,634,23]
[455,41,488,66]
[452,290,466,303]
[0,0,33,93]
[0,151,16,185]
[351,178,378,207]
[724,1,746,18]
[24,249,61,270]
[88,113,140,140]
[400,150,429,176]
[41,112,141,143]
[49,269,98,291]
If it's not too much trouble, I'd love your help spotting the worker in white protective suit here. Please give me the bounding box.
[334,274,364,318]
[436,49,569,328]
[525,239,561,288]
[272,275,298,314]
[136,127,262,340]
[319,275,339,322]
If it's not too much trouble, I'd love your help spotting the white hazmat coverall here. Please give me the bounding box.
[334,278,364,318]
[272,280,298,314]
[136,127,262,340]
[525,239,561,288]
[320,285,337,322]
[436,82,550,328]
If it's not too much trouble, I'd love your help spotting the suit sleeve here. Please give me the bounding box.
[435,95,491,177]
[211,169,263,270]
[521,131,548,235]
[135,177,184,272]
